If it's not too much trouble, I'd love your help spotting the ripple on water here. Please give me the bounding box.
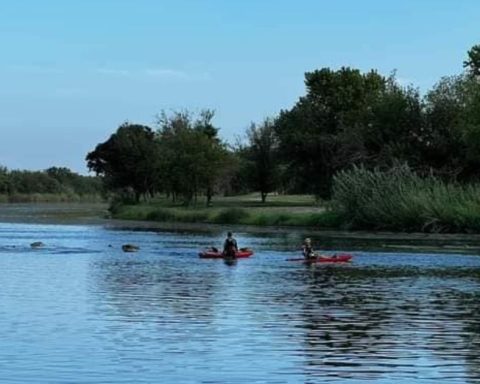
[0,223,479,383]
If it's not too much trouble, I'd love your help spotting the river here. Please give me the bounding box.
[0,220,479,383]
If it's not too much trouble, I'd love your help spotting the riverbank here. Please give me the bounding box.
[0,202,109,225]
[2,201,480,254]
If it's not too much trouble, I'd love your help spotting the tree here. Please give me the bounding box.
[193,110,231,206]
[86,123,159,202]
[8,170,62,194]
[424,74,480,180]
[156,110,230,205]
[464,44,480,78]
[245,119,279,203]
[46,166,103,196]
[275,67,386,198]
[0,166,9,194]
[365,76,425,169]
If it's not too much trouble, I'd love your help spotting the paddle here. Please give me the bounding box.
[286,253,353,262]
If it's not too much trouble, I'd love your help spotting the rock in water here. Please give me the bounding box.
[122,244,140,252]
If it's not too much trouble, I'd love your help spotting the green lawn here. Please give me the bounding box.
[112,193,341,228]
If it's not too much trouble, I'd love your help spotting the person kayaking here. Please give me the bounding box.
[302,238,315,260]
[223,231,238,258]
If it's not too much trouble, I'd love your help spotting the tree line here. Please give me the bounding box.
[0,166,102,201]
[87,45,480,204]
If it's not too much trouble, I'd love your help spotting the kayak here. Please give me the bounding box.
[287,253,353,263]
[199,249,254,259]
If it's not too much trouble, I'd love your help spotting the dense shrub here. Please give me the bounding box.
[213,208,250,224]
[333,164,480,232]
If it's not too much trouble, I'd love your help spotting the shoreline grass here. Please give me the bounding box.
[111,194,341,229]
[111,170,480,234]
[333,165,480,233]
[113,205,341,228]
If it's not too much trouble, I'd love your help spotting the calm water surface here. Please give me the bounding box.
[0,222,480,383]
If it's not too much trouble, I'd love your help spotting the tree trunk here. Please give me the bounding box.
[206,185,213,207]
[261,191,267,203]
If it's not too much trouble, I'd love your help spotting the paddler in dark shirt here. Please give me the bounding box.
[302,238,315,260]
[223,231,238,257]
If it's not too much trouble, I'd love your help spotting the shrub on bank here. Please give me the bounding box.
[332,165,480,232]
[146,208,176,222]
[112,202,340,228]
[213,208,250,224]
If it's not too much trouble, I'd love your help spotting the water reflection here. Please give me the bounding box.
[240,263,480,383]
[90,257,222,324]
[292,267,480,382]
[223,256,238,267]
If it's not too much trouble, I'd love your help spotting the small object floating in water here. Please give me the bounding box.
[30,241,45,248]
[122,244,140,252]
[199,248,254,259]
[287,253,353,263]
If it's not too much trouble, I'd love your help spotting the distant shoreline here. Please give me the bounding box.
[1,202,480,254]
[0,202,109,225]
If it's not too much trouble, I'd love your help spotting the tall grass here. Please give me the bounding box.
[212,208,250,224]
[113,203,340,228]
[115,206,209,223]
[333,165,480,232]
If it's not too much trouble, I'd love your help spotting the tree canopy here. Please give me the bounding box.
[85,44,480,203]
[86,123,159,201]
[464,44,480,77]
[156,110,231,205]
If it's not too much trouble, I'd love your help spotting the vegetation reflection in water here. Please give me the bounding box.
[0,223,479,383]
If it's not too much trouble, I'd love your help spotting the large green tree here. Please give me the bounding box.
[424,73,480,180]
[365,76,425,168]
[244,119,279,203]
[275,67,386,197]
[86,123,159,201]
[156,110,230,205]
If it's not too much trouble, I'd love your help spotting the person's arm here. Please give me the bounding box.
[234,239,238,251]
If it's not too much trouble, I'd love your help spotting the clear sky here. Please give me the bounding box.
[0,0,478,173]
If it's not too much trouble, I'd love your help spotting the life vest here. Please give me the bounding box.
[225,238,236,248]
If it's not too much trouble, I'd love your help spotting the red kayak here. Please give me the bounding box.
[287,253,353,263]
[199,248,254,259]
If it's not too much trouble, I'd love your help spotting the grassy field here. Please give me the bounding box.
[112,193,342,228]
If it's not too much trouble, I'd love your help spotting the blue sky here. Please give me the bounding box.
[0,0,478,173]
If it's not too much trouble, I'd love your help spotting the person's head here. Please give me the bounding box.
[227,231,233,238]
[305,238,311,244]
